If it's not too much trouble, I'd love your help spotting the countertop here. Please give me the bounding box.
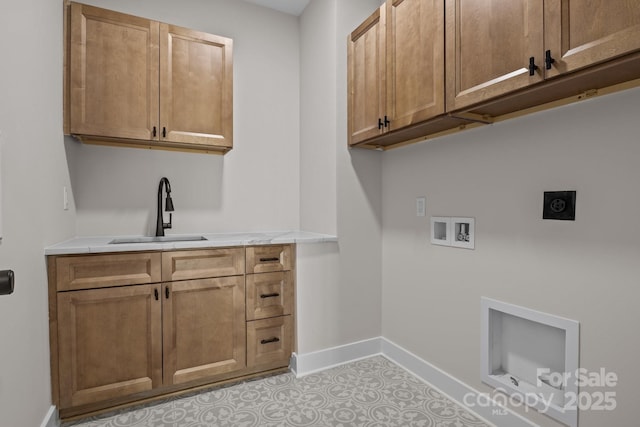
[44,231,338,255]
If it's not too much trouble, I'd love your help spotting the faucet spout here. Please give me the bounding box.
[156,177,174,237]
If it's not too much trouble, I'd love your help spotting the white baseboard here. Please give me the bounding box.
[293,336,538,427]
[40,406,59,427]
[291,337,382,377]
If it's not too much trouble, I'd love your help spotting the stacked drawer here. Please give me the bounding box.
[245,245,294,369]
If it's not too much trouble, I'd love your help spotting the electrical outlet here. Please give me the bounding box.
[543,191,576,220]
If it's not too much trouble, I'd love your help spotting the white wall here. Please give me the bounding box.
[0,1,76,426]
[69,0,301,236]
[382,87,640,427]
[296,0,383,355]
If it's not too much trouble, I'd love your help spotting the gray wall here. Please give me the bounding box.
[382,87,640,426]
[0,1,75,426]
[69,0,302,236]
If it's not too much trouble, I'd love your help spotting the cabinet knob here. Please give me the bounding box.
[384,115,390,128]
[378,118,384,130]
[545,50,556,70]
[528,57,539,76]
[152,126,157,137]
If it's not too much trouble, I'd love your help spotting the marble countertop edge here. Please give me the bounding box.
[44,231,338,255]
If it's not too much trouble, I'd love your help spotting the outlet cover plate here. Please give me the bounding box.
[543,191,576,220]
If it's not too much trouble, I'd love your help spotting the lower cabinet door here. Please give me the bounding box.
[57,285,162,409]
[247,315,293,369]
[163,276,246,385]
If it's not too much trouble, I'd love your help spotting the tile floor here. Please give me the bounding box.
[66,356,492,427]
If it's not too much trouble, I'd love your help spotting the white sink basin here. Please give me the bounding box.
[109,235,207,244]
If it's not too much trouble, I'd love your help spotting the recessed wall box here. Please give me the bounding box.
[481,297,579,427]
[451,217,475,249]
[430,217,451,246]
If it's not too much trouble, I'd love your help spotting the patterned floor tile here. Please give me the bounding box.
[65,356,491,427]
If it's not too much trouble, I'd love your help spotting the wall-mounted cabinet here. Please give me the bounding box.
[348,0,472,149]
[64,2,233,154]
[446,0,640,111]
[349,0,640,150]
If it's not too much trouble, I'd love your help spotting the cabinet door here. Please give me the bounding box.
[386,0,444,130]
[544,0,640,78]
[57,285,162,409]
[445,0,544,111]
[348,6,386,146]
[160,24,233,149]
[163,277,245,386]
[68,3,159,140]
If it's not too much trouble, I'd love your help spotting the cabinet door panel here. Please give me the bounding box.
[160,24,233,149]
[545,0,640,77]
[68,3,159,140]
[387,0,444,129]
[57,285,162,409]
[348,7,386,145]
[446,0,544,111]
[163,277,245,385]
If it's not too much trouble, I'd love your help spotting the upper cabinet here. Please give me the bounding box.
[544,0,640,77]
[349,0,640,150]
[64,2,233,154]
[347,7,386,146]
[446,0,640,111]
[348,0,450,147]
[445,0,544,111]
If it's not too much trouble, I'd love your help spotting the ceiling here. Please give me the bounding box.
[243,0,311,16]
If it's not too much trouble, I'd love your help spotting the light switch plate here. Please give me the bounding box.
[416,197,426,217]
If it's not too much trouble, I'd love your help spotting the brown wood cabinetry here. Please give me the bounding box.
[64,2,233,154]
[48,244,295,419]
[57,284,162,408]
[348,0,454,147]
[349,0,640,150]
[445,0,544,111]
[245,246,294,370]
[446,0,640,111]
[163,277,245,386]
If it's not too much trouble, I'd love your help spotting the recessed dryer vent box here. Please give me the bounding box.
[481,297,579,427]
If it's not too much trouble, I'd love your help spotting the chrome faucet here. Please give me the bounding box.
[155,177,175,237]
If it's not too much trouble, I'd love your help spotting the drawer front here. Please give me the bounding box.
[162,248,244,281]
[246,271,293,321]
[55,252,161,291]
[247,316,293,369]
[246,245,293,274]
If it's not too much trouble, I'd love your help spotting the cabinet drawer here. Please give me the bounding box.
[162,248,244,281]
[246,271,293,321]
[55,252,161,291]
[246,245,293,274]
[247,316,293,369]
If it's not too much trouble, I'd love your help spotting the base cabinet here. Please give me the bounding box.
[163,277,246,386]
[48,245,295,419]
[57,285,162,408]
